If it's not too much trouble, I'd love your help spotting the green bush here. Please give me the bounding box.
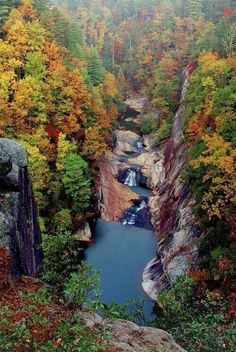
[42,314,107,351]
[188,139,207,159]
[52,208,72,232]
[210,246,235,279]
[42,231,81,287]
[63,262,100,308]
[218,112,236,143]
[139,114,158,134]
[149,277,236,352]
[158,119,172,141]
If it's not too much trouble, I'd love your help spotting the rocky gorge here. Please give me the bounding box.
[95,65,200,300]
[0,66,198,352]
[0,140,186,352]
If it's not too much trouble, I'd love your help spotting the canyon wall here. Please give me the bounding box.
[94,65,200,299]
[144,65,200,298]
[0,139,42,285]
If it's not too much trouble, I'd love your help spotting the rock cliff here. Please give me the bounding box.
[143,65,200,298]
[95,66,200,299]
[0,138,42,285]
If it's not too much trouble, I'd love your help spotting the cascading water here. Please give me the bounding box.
[124,169,137,187]
[121,199,152,230]
[137,140,144,152]
[137,200,147,211]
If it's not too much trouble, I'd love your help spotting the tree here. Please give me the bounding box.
[25,51,46,80]
[20,141,51,207]
[190,134,236,219]
[62,153,91,214]
[187,0,203,20]
[3,9,29,61]
[82,124,109,161]
[87,50,105,86]
[0,0,19,25]
[223,23,236,57]
[56,133,77,172]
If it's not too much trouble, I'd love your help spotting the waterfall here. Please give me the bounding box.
[137,140,144,152]
[137,200,147,211]
[124,169,137,187]
[122,199,147,226]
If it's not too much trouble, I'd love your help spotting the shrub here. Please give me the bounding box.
[150,277,235,352]
[139,114,158,134]
[42,231,81,287]
[63,262,100,308]
[158,119,171,141]
[52,208,72,232]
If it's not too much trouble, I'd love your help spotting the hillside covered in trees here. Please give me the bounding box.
[0,0,235,351]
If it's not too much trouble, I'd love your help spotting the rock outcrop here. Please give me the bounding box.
[95,153,140,222]
[125,96,148,113]
[0,138,42,284]
[95,130,163,223]
[82,312,186,352]
[75,221,92,243]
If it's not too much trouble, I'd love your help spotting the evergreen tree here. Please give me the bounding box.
[0,0,19,25]
[187,0,203,20]
[87,49,105,86]
[62,153,91,215]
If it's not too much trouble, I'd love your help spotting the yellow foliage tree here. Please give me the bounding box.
[82,124,109,161]
[190,134,236,219]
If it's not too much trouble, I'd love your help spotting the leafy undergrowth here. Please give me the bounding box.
[0,250,107,352]
[149,277,236,352]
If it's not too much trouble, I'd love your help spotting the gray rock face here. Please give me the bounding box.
[142,66,200,298]
[0,139,27,167]
[81,312,186,352]
[0,138,42,281]
[0,145,12,177]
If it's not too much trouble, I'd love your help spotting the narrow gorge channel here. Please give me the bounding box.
[84,66,199,323]
[85,99,157,322]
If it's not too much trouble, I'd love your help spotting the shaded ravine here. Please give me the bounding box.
[86,65,200,315]
[85,100,157,321]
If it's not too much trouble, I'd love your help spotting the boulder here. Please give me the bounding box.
[0,146,12,177]
[125,96,148,113]
[0,139,27,167]
[81,312,186,352]
[75,222,92,243]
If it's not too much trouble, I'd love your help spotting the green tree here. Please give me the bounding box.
[87,50,105,86]
[62,153,91,214]
[0,0,19,25]
[187,0,203,20]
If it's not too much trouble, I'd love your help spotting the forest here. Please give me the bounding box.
[0,0,235,351]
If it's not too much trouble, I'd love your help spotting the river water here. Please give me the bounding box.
[85,104,157,322]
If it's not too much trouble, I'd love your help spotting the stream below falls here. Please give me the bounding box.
[85,103,157,322]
